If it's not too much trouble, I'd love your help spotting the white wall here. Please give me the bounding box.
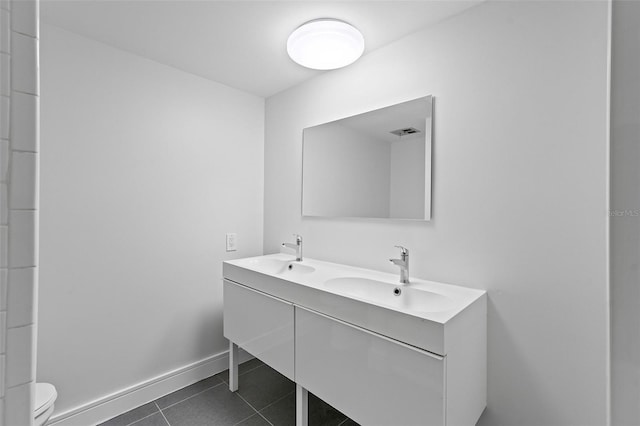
[389,135,425,219]
[38,25,264,416]
[303,122,390,217]
[264,2,610,425]
[0,1,40,424]
[610,0,640,424]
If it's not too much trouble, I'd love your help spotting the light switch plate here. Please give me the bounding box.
[226,233,237,252]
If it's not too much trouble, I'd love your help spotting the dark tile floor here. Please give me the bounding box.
[99,359,359,426]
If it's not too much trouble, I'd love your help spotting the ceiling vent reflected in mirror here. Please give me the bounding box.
[390,127,421,137]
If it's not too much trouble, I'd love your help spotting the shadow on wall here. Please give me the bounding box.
[152,300,225,368]
[476,297,562,426]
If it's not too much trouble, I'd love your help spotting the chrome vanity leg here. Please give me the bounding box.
[229,341,239,392]
[296,384,309,426]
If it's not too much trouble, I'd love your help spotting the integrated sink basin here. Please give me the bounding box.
[244,257,456,315]
[323,277,456,314]
[243,257,316,276]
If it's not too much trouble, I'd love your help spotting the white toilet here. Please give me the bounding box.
[34,383,57,426]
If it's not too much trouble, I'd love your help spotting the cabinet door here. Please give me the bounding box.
[296,306,445,426]
[223,280,294,380]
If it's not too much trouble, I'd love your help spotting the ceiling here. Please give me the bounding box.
[40,1,481,98]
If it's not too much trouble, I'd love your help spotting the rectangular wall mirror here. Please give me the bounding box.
[302,95,433,220]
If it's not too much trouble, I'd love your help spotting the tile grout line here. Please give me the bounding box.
[158,380,226,411]
[104,361,267,426]
[230,389,296,426]
[253,406,276,426]
[233,392,275,426]
[257,390,295,414]
[125,409,161,426]
[155,402,172,426]
[228,387,276,426]
[230,412,258,426]
[227,365,293,426]
[219,362,267,385]
[239,362,266,377]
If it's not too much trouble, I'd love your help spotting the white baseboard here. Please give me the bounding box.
[48,348,253,426]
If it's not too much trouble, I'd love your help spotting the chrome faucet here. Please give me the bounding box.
[389,245,410,284]
[282,234,303,261]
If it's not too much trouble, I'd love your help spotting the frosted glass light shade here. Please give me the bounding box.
[287,19,365,70]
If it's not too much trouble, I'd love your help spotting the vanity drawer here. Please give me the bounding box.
[295,306,445,426]
[223,280,294,381]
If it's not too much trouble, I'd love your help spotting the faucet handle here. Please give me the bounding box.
[293,234,302,243]
[394,245,409,255]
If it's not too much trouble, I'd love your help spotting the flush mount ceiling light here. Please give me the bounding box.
[287,18,365,70]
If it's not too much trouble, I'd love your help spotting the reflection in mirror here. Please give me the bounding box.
[302,95,432,220]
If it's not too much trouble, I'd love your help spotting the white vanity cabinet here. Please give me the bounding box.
[295,306,445,426]
[222,254,487,426]
[223,280,294,381]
